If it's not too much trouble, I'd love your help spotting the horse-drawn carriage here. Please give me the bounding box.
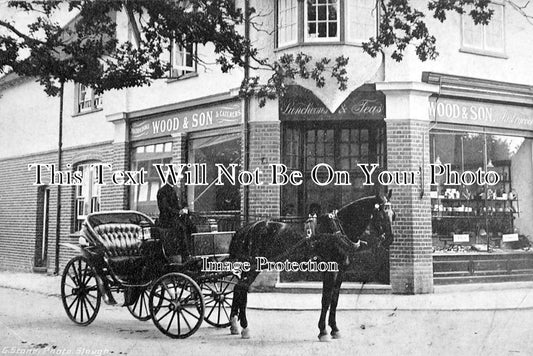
[60,210,237,338]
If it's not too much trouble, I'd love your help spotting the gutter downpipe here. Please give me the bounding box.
[242,0,250,225]
[55,79,64,275]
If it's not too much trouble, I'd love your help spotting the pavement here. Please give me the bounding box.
[1,270,533,311]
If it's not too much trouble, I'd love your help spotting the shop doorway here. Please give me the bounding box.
[34,186,50,271]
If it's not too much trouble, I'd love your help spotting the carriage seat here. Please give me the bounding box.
[92,223,143,257]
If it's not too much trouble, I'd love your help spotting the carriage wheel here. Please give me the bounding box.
[127,287,151,321]
[149,273,205,339]
[61,256,101,326]
[201,274,237,327]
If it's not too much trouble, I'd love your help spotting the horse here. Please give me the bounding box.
[227,192,396,341]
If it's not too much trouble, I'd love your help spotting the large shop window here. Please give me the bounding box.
[282,123,386,217]
[430,131,533,253]
[131,142,173,217]
[75,163,101,231]
[188,132,241,214]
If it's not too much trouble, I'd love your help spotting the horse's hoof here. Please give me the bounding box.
[331,330,341,339]
[230,316,240,335]
[318,332,331,342]
[241,328,251,339]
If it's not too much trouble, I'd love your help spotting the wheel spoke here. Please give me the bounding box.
[222,303,230,321]
[181,306,200,320]
[202,283,217,294]
[141,292,148,316]
[85,294,96,312]
[67,296,78,310]
[178,309,192,332]
[156,309,172,323]
[221,279,234,294]
[205,300,218,320]
[81,261,88,285]
[217,299,221,324]
[73,297,81,321]
[204,298,216,306]
[166,311,177,333]
[81,297,91,323]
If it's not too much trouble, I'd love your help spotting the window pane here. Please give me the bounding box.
[306,0,338,40]
[278,0,298,46]
[485,4,504,50]
[346,0,376,42]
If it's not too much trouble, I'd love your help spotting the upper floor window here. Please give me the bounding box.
[75,163,101,231]
[346,0,376,42]
[305,0,339,41]
[76,84,102,114]
[278,0,298,46]
[171,41,197,78]
[276,0,377,47]
[462,2,505,55]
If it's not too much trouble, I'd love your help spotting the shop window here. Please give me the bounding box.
[345,0,377,43]
[76,84,102,113]
[430,131,532,253]
[277,0,298,47]
[188,133,241,213]
[74,163,101,231]
[282,123,386,217]
[305,0,339,41]
[461,3,505,55]
[188,132,241,231]
[170,41,197,78]
[131,142,173,217]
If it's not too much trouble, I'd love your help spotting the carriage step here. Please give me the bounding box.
[274,282,392,294]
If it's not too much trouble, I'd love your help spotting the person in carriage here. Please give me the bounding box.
[156,181,195,263]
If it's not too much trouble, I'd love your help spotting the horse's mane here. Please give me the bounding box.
[334,195,383,240]
[229,220,299,262]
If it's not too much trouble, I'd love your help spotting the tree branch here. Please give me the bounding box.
[0,19,47,46]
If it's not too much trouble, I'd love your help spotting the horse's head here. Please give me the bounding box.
[304,214,317,239]
[331,191,395,247]
[368,191,395,248]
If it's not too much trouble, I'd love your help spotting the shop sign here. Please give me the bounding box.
[130,101,242,140]
[428,97,533,131]
[280,86,385,121]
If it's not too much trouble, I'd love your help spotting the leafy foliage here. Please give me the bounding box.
[0,0,509,102]
[363,0,494,61]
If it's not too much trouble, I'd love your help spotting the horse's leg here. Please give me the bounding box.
[229,284,243,335]
[238,271,259,339]
[318,271,336,342]
[329,268,345,339]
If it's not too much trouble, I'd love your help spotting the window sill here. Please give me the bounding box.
[459,47,508,59]
[166,72,199,83]
[72,107,103,118]
[275,41,364,53]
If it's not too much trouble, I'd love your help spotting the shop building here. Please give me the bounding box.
[1,0,533,294]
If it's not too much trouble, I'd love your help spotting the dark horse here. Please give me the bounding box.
[227,192,395,341]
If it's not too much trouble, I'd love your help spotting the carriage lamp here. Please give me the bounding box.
[140,221,151,240]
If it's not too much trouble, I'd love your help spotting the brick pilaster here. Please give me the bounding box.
[247,121,281,219]
[377,82,439,294]
[386,119,434,294]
